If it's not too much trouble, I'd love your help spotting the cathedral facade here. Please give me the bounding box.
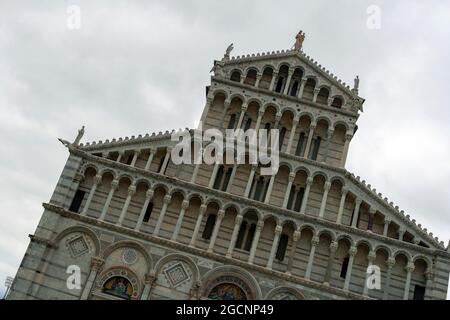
[7,37,450,300]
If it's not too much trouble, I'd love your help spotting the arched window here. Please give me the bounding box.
[243,223,256,251]
[275,77,284,93]
[244,118,252,131]
[316,88,330,105]
[202,214,216,240]
[276,234,289,261]
[69,189,86,213]
[293,188,304,212]
[213,165,225,190]
[340,256,349,278]
[289,81,299,96]
[235,220,248,249]
[228,114,237,129]
[259,67,273,90]
[331,97,343,109]
[295,132,306,156]
[310,137,321,160]
[143,202,154,222]
[302,78,316,101]
[279,127,287,151]
[244,69,257,86]
[230,71,241,82]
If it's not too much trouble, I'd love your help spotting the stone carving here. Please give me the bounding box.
[122,248,138,265]
[163,262,191,288]
[58,125,85,148]
[224,43,234,60]
[66,235,89,258]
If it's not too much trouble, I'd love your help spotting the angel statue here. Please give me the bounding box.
[224,43,234,60]
[58,125,85,148]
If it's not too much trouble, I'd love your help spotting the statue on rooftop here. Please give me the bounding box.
[57,125,85,148]
[224,43,234,60]
[354,75,360,91]
[293,30,305,51]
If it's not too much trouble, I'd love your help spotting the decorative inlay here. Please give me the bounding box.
[163,262,191,288]
[122,248,138,265]
[66,235,89,258]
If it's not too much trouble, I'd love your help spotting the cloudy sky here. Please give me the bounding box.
[0,0,449,299]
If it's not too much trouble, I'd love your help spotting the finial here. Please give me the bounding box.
[293,30,306,51]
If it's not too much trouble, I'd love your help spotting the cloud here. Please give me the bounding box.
[0,0,449,299]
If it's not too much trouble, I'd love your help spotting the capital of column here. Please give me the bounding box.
[199,204,207,214]
[90,256,105,271]
[74,173,84,183]
[369,207,377,215]
[144,272,157,286]
[256,220,264,230]
[341,186,349,196]
[110,179,119,190]
[145,189,154,200]
[384,217,391,225]
[181,200,190,210]
[345,133,353,142]
[330,241,338,253]
[327,128,335,138]
[349,246,358,257]
[386,257,396,268]
[405,262,415,273]
[241,103,248,111]
[355,197,362,206]
[306,177,314,185]
[324,181,331,191]
[224,99,231,108]
[368,251,376,262]
[134,149,141,156]
[425,268,434,281]
[235,214,243,225]
[127,185,137,196]
[309,123,317,131]
[311,236,320,246]
[293,230,301,242]
[288,172,296,182]
[217,209,225,219]
[149,147,157,155]
[166,147,173,154]
[275,112,282,121]
[163,194,172,204]
[274,225,283,235]
[313,88,320,94]
[93,174,102,185]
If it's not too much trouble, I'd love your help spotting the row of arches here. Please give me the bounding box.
[67,164,434,299]
[228,64,345,109]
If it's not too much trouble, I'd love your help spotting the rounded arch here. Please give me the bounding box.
[229,93,246,104]
[297,111,315,123]
[336,233,354,246]
[311,170,329,181]
[243,65,260,75]
[211,89,229,101]
[101,240,153,272]
[281,106,297,118]
[412,254,431,267]
[333,120,350,133]
[262,102,281,113]
[355,239,373,252]
[331,95,345,108]
[80,163,99,176]
[299,223,317,235]
[153,253,200,284]
[223,202,241,214]
[374,244,392,257]
[393,249,412,262]
[169,187,187,199]
[317,228,336,241]
[97,266,142,300]
[99,168,117,179]
[246,97,262,109]
[242,207,262,220]
[204,197,223,209]
[281,218,298,230]
[265,286,305,300]
[329,175,345,187]
[315,116,332,129]
[134,178,151,190]
[152,182,170,194]
[187,192,205,203]
[201,265,262,300]
[276,61,292,70]
[53,225,101,255]
[293,165,311,177]
[117,173,134,185]
[262,213,280,225]
[278,161,293,173]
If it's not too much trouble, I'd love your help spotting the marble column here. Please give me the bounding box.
[398,228,406,241]
[286,230,301,275]
[266,225,283,269]
[305,236,319,280]
[117,185,136,226]
[424,268,434,300]
[172,200,189,241]
[207,209,225,253]
[99,179,119,221]
[190,204,207,247]
[297,77,307,99]
[153,194,172,236]
[367,208,376,232]
[226,214,243,258]
[244,165,257,198]
[286,116,300,154]
[312,88,320,103]
[208,159,222,189]
[351,198,362,228]
[264,174,276,204]
[283,172,296,209]
[340,134,353,167]
[344,246,358,291]
[80,257,104,300]
[218,100,231,130]
[336,187,348,224]
[269,71,279,91]
[225,162,238,193]
[403,262,415,300]
[322,128,334,163]
[145,148,156,170]
[383,257,395,300]
[363,251,376,296]
[130,150,140,167]
[300,177,313,215]
[255,72,262,88]
[80,174,102,216]
[116,151,124,163]
[159,147,172,174]
[283,68,294,95]
[318,181,331,219]
[140,273,157,300]
[248,220,264,264]
[303,123,316,158]
[383,218,391,237]
[324,241,338,285]
[235,103,248,130]
[135,189,154,231]
[254,109,265,132]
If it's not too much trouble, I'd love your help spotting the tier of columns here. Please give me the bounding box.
[78,176,429,299]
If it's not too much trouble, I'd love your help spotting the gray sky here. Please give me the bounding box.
[1,0,449,299]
